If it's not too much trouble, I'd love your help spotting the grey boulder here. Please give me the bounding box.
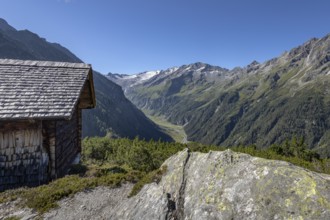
[109,149,330,220]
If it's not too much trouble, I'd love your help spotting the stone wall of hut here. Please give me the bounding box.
[0,121,49,191]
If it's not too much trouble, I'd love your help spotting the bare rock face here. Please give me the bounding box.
[44,184,134,220]
[109,149,330,220]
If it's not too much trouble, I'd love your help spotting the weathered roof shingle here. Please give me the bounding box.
[0,59,94,120]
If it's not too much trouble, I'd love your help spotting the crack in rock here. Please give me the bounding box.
[170,149,191,220]
[165,193,176,220]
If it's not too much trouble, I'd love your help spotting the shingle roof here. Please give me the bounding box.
[0,59,94,120]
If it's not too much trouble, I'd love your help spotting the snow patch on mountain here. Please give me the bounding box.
[124,74,138,79]
[196,66,206,72]
[138,70,161,81]
[165,67,179,75]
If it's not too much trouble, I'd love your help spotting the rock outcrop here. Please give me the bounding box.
[109,149,330,220]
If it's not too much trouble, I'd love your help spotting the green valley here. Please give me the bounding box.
[142,110,187,143]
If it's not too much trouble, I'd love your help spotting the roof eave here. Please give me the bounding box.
[0,116,72,121]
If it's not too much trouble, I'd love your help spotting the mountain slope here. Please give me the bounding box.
[0,18,171,141]
[109,35,330,155]
[0,18,81,62]
[82,72,172,140]
[109,62,232,124]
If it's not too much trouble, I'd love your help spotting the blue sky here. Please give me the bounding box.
[0,0,330,74]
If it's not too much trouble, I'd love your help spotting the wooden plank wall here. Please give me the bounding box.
[0,121,49,191]
[42,121,56,179]
[55,107,80,177]
[77,108,82,154]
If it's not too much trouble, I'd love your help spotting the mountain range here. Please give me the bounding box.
[108,35,330,156]
[0,18,171,141]
[1,17,329,156]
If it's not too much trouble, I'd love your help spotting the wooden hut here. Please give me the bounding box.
[0,59,95,191]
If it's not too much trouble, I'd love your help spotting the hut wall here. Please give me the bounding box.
[55,107,80,177]
[42,121,56,178]
[0,121,49,191]
[0,109,83,191]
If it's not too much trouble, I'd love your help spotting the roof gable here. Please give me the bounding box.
[0,59,95,120]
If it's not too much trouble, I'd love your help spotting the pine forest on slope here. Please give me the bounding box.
[108,34,330,157]
[0,18,171,142]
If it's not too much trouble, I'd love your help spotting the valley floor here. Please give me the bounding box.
[142,110,188,143]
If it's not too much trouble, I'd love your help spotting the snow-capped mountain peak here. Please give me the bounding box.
[107,70,161,89]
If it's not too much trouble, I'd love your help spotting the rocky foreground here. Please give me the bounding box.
[2,149,330,219]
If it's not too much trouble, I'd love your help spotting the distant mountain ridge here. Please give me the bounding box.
[107,62,230,91]
[108,34,330,156]
[108,70,162,91]
[0,18,172,141]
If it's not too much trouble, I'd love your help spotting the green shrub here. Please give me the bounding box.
[269,137,320,161]
[82,137,186,172]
